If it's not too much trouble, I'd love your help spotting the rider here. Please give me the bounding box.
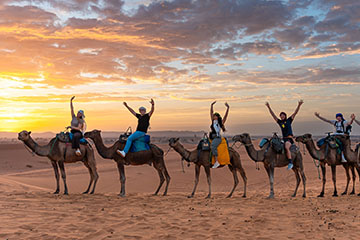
[210,101,229,169]
[265,100,304,170]
[314,112,355,162]
[117,99,155,157]
[69,96,86,156]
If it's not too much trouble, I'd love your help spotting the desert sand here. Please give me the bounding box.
[1,140,360,240]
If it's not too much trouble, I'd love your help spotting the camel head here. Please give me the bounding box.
[169,137,180,148]
[18,130,32,141]
[232,133,251,144]
[295,133,312,143]
[84,129,101,140]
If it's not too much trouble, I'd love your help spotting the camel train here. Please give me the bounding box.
[17,97,360,198]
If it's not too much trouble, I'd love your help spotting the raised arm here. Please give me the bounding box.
[314,112,332,124]
[355,118,360,126]
[290,99,304,119]
[265,102,279,122]
[223,102,230,124]
[347,114,355,126]
[70,96,75,118]
[210,101,216,121]
[123,102,137,117]
[148,98,155,117]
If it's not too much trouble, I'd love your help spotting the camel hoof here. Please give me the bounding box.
[118,194,125,198]
[226,194,232,198]
[302,194,306,198]
[332,194,338,197]
[341,192,347,196]
[357,193,360,197]
[64,192,69,195]
[162,192,167,196]
[242,195,246,198]
[317,193,324,198]
[350,191,355,195]
[205,195,211,199]
[82,191,89,194]
[90,191,94,195]
[291,194,296,198]
[53,191,59,194]
[187,195,194,198]
[266,196,274,199]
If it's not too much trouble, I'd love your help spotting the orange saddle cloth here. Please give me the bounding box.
[210,137,230,166]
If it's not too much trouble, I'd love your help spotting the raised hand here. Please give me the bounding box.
[123,102,128,107]
[211,101,217,105]
[298,99,304,106]
[71,96,75,101]
[351,113,356,120]
[150,98,154,105]
[265,102,270,108]
[225,102,229,108]
[314,112,320,117]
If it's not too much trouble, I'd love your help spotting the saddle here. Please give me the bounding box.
[317,135,342,155]
[259,134,298,154]
[57,132,88,144]
[119,127,151,153]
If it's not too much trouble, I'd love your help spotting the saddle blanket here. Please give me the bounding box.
[130,135,151,153]
[210,137,230,166]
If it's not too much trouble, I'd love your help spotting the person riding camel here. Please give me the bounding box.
[314,112,355,162]
[68,96,86,156]
[117,99,155,158]
[265,100,304,170]
[210,101,229,169]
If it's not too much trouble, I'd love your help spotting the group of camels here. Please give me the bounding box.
[18,130,360,199]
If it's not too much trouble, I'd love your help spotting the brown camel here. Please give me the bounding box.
[18,130,98,195]
[84,130,170,197]
[296,133,359,197]
[168,137,247,198]
[233,133,306,198]
[334,134,360,196]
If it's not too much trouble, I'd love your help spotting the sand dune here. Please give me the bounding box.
[1,142,360,239]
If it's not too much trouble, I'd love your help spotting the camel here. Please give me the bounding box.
[232,133,306,198]
[168,137,247,198]
[333,134,360,196]
[18,130,98,195]
[84,130,170,197]
[296,133,359,197]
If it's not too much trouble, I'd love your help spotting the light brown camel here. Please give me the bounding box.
[296,133,359,197]
[233,133,306,198]
[334,134,360,196]
[84,130,170,197]
[168,137,247,198]
[18,130,98,195]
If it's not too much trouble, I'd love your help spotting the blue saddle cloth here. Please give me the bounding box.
[69,132,88,144]
[130,135,150,153]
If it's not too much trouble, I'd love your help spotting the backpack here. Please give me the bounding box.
[270,135,283,153]
[335,120,352,134]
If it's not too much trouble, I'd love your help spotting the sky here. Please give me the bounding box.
[0,0,360,135]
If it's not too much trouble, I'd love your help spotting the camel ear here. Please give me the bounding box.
[28,131,32,135]
[176,137,179,142]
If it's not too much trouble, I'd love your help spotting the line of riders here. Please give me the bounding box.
[18,96,360,198]
[69,96,357,170]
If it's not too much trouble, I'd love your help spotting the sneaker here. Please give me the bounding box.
[341,153,347,163]
[212,161,220,169]
[287,162,293,170]
[75,149,81,156]
[116,150,126,157]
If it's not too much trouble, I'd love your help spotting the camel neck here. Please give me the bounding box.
[342,139,356,161]
[172,143,192,160]
[243,141,264,162]
[25,137,50,157]
[92,134,119,159]
[304,139,325,161]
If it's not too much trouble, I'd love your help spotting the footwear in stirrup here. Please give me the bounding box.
[116,150,126,158]
[287,162,293,170]
[212,161,220,169]
[75,149,81,156]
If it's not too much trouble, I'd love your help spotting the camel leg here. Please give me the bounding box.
[331,165,338,197]
[318,163,326,197]
[188,164,200,198]
[291,168,300,197]
[355,166,360,196]
[341,164,350,195]
[300,167,306,198]
[350,164,356,195]
[58,161,68,195]
[153,162,165,196]
[226,165,238,198]
[265,165,275,199]
[89,160,98,194]
[204,166,211,199]
[82,161,93,194]
[51,161,60,194]
[160,160,171,196]
[117,162,126,197]
[237,165,247,198]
